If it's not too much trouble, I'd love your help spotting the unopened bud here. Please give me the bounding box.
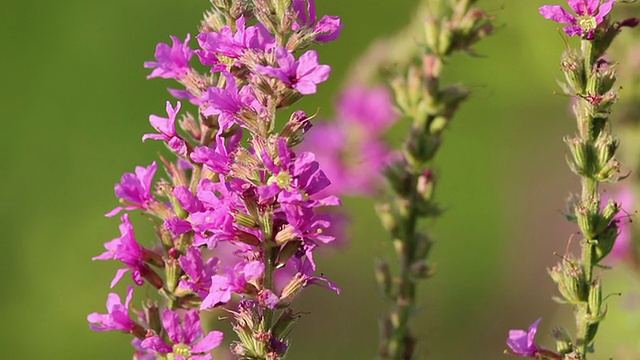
[271,308,299,340]
[375,259,392,298]
[234,211,258,228]
[276,240,301,268]
[560,49,586,95]
[165,258,180,292]
[595,159,621,181]
[375,202,400,235]
[552,327,573,355]
[588,280,602,317]
[424,17,440,54]
[143,300,163,335]
[280,110,313,147]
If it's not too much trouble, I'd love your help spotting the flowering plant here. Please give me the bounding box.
[88,1,344,359]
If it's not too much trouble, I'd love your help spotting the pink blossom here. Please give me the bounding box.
[291,0,343,42]
[92,214,162,288]
[200,261,265,309]
[140,309,224,360]
[142,101,187,156]
[87,286,144,336]
[106,162,158,217]
[144,35,193,79]
[539,0,616,39]
[256,47,330,95]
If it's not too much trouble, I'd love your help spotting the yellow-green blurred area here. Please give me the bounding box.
[2,1,639,359]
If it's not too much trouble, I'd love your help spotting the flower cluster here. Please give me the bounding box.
[301,84,398,196]
[88,1,342,359]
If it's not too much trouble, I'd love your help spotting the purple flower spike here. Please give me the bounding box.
[106,162,158,217]
[539,0,616,39]
[256,47,330,95]
[144,34,193,80]
[143,101,187,156]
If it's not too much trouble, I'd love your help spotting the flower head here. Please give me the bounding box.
[539,0,616,39]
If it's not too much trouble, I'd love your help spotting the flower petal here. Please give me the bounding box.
[539,5,577,24]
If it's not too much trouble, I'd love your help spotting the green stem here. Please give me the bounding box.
[262,245,278,339]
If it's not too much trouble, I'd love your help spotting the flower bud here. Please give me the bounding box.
[234,211,258,229]
[383,160,412,197]
[560,49,586,95]
[595,159,621,181]
[438,21,453,55]
[416,169,435,202]
[410,259,436,279]
[143,300,162,335]
[165,257,180,292]
[271,308,299,340]
[275,240,301,268]
[594,223,619,262]
[588,280,602,318]
[279,273,305,305]
[576,203,598,239]
[564,136,590,176]
[551,327,574,355]
[594,133,618,170]
[548,258,586,304]
[280,110,313,147]
[375,202,400,235]
[375,258,392,298]
[178,112,202,143]
[424,17,440,54]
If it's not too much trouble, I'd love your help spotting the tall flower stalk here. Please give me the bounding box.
[373,1,493,359]
[506,1,639,359]
[87,1,343,359]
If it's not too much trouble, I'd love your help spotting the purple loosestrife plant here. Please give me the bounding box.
[88,1,342,359]
[366,1,492,359]
[505,1,639,359]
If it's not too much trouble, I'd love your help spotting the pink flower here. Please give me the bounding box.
[142,101,187,156]
[140,309,224,360]
[507,318,542,356]
[93,214,163,288]
[106,162,158,217]
[291,0,343,42]
[539,0,616,39]
[144,35,193,80]
[87,286,145,337]
[200,261,265,309]
[256,47,330,95]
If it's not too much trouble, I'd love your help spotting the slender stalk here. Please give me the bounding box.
[375,1,493,358]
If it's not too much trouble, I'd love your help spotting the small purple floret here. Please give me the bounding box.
[507,318,543,357]
[256,47,330,95]
[144,35,193,80]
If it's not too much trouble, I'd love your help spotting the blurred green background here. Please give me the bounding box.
[2,0,639,359]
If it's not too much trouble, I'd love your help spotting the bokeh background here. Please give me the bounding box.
[2,0,639,359]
